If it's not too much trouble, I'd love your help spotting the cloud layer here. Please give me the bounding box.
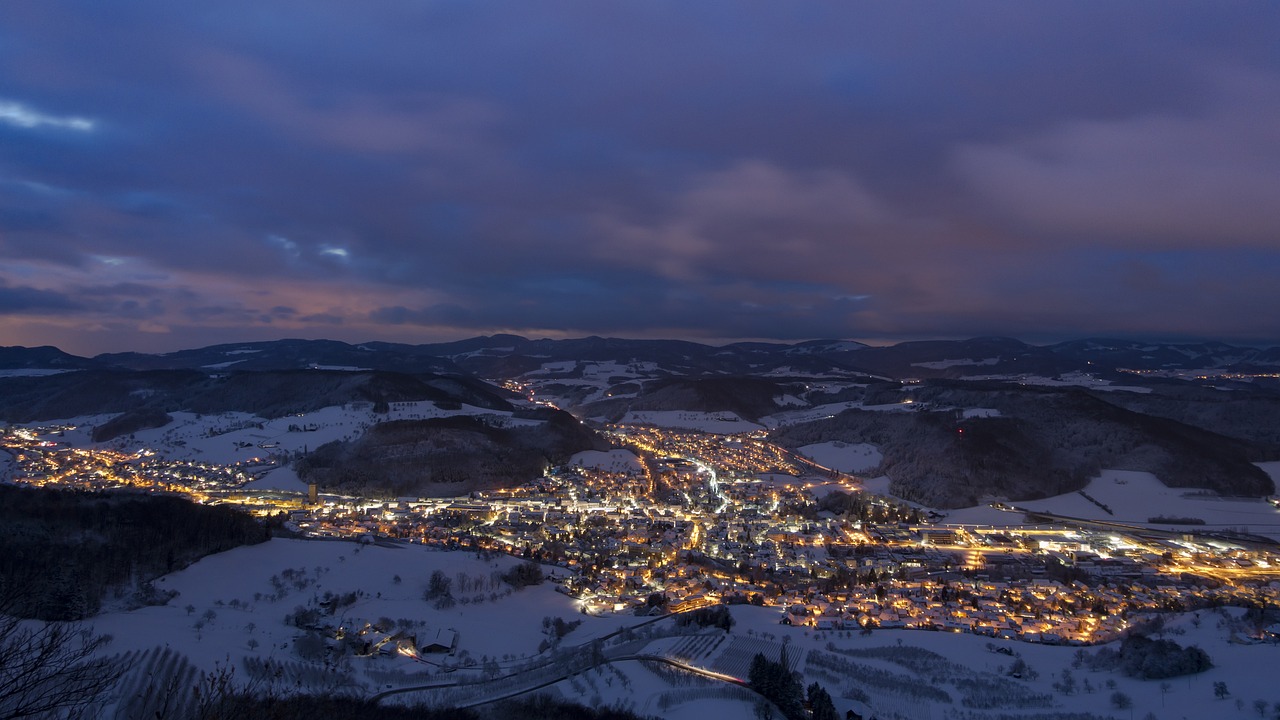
[1,2,1278,353]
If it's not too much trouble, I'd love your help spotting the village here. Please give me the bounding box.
[4,420,1279,650]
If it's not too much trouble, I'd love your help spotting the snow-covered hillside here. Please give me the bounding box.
[26,399,547,494]
[83,540,1280,720]
[94,538,633,677]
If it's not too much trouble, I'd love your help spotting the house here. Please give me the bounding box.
[420,628,458,654]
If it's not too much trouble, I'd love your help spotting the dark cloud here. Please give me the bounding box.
[0,1,1278,352]
[0,281,82,314]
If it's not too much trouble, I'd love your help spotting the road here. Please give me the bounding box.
[370,611,682,705]
[1007,505,1280,550]
[373,653,755,710]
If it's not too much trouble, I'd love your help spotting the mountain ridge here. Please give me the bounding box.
[4,335,1279,380]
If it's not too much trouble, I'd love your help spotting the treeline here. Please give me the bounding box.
[194,693,659,720]
[0,485,267,620]
[1083,632,1212,679]
[1148,515,1206,525]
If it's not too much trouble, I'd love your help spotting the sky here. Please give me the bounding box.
[1,1,1279,355]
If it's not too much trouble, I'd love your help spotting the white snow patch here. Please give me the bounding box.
[618,410,762,434]
[1019,469,1280,540]
[569,449,644,473]
[760,401,863,428]
[858,475,895,497]
[241,465,309,493]
[796,441,882,474]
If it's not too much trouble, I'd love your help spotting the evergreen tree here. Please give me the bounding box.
[748,651,805,720]
[807,682,838,720]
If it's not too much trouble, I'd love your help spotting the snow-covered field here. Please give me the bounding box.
[859,467,1280,539]
[617,410,763,434]
[858,474,897,499]
[569,449,645,473]
[796,441,883,473]
[1017,470,1280,540]
[242,465,309,493]
[92,538,633,679]
[518,360,658,406]
[760,400,863,428]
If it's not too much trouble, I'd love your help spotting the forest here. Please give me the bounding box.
[0,485,267,620]
[294,411,604,496]
[772,384,1275,507]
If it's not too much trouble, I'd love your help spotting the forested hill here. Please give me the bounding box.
[0,368,511,423]
[296,409,606,497]
[0,486,267,620]
[771,388,1275,508]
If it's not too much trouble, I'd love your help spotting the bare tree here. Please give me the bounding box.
[0,613,121,719]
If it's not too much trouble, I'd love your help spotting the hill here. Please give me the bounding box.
[772,385,1275,508]
[94,338,461,374]
[580,376,809,423]
[0,369,511,423]
[6,335,1280,383]
[295,410,606,496]
[0,345,97,371]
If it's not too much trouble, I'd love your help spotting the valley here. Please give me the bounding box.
[3,335,1280,719]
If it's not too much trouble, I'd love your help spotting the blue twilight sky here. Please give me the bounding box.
[1,1,1278,354]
